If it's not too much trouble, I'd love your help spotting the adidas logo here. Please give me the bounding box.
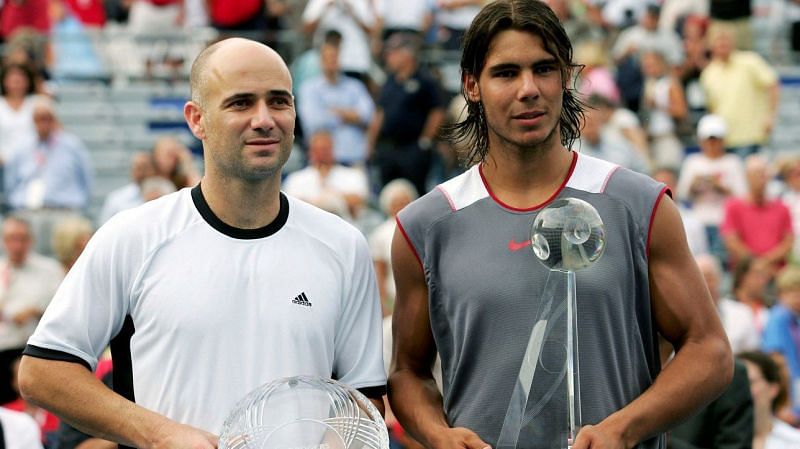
[292,292,312,307]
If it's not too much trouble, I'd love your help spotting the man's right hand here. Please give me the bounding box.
[429,427,491,449]
[150,421,218,449]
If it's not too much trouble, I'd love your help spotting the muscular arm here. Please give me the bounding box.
[387,227,489,449]
[575,197,733,448]
[18,357,217,449]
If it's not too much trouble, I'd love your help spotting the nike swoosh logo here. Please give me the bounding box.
[508,239,531,252]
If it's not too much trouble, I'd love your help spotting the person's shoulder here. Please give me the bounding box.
[27,252,64,274]
[399,166,481,229]
[768,418,800,444]
[572,151,663,198]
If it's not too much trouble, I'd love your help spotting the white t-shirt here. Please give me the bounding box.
[303,0,375,74]
[718,297,760,354]
[368,218,395,303]
[0,407,43,449]
[375,0,432,31]
[283,165,369,205]
[26,186,386,432]
[0,95,44,161]
[0,253,64,351]
[766,419,800,449]
[435,0,480,29]
[677,153,748,226]
[98,183,144,224]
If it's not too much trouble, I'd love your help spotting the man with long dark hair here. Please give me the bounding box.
[387,1,732,448]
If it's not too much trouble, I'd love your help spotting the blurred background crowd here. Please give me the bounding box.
[0,0,799,448]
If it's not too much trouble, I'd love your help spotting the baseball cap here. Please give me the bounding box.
[697,114,727,140]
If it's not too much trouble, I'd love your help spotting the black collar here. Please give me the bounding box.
[191,184,289,239]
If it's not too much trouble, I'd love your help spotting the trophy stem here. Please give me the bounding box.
[566,270,580,449]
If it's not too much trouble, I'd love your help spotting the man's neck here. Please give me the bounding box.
[200,174,282,229]
[395,64,416,82]
[480,138,573,209]
[324,71,338,84]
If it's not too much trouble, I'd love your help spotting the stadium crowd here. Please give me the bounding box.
[0,0,799,448]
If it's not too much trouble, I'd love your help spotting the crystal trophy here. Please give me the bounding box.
[219,376,390,449]
[496,198,605,449]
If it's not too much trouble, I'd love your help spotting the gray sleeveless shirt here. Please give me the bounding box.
[397,152,667,449]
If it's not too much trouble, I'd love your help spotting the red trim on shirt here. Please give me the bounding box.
[396,217,423,271]
[646,186,671,258]
[436,185,457,212]
[479,151,578,212]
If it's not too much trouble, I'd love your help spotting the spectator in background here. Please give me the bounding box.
[126,0,183,33]
[739,351,800,448]
[776,156,800,263]
[543,0,607,48]
[0,407,43,449]
[433,0,483,51]
[63,0,106,28]
[0,0,51,41]
[369,32,445,195]
[761,265,800,422]
[677,114,747,265]
[368,178,417,317]
[207,0,265,34]
[374,0,433,42]
[302,0,376,85]
[674,14,710,150]
[575,40,621,105]
[696,254,760,354]
[284,130,370,223]
[658,0,706,35]
[151,135,200,190]
[709,0,753,50]
[4,99,93,255]
[733,257,776,335]
[611,3,683,112]
[0,216,63,405]
[140,175,177,202]
[50,215,93,273]
[722,154,793,269]
[0,63,46,164]
[298,35,375,166]
[652,167,708,257]
[98,151,156,224]
[640,48,687,170]
[701,22,779,158]
[578,94,649,174]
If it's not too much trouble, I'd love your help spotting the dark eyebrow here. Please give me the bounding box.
[220,93,254,107]
[268,89,293,99]
[487,63,520,74]
[487,58,560,74]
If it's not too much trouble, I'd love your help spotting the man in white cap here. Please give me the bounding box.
[676,114,748,266]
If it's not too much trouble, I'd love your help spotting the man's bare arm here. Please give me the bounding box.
[574,196,733,448]
[387,227,489,449]
[18,357,218,449]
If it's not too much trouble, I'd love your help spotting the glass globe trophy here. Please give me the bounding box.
[496,198,605,449]
[219,376,390,449]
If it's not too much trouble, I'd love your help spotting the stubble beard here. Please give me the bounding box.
[488,117,561,158]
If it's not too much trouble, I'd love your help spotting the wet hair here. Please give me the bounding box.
[0,63,37,96]
[441,0,586,167]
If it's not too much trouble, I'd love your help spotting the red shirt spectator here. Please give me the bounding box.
[0,0,51,39]
[65,0,106,27]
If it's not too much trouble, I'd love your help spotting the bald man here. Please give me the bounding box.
[17,38,386,449]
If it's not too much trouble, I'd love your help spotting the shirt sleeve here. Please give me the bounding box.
[333,230,386,391]
[25,214,143,370]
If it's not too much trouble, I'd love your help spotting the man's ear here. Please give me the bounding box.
[184,101,205,140]
[464,72,481,103]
